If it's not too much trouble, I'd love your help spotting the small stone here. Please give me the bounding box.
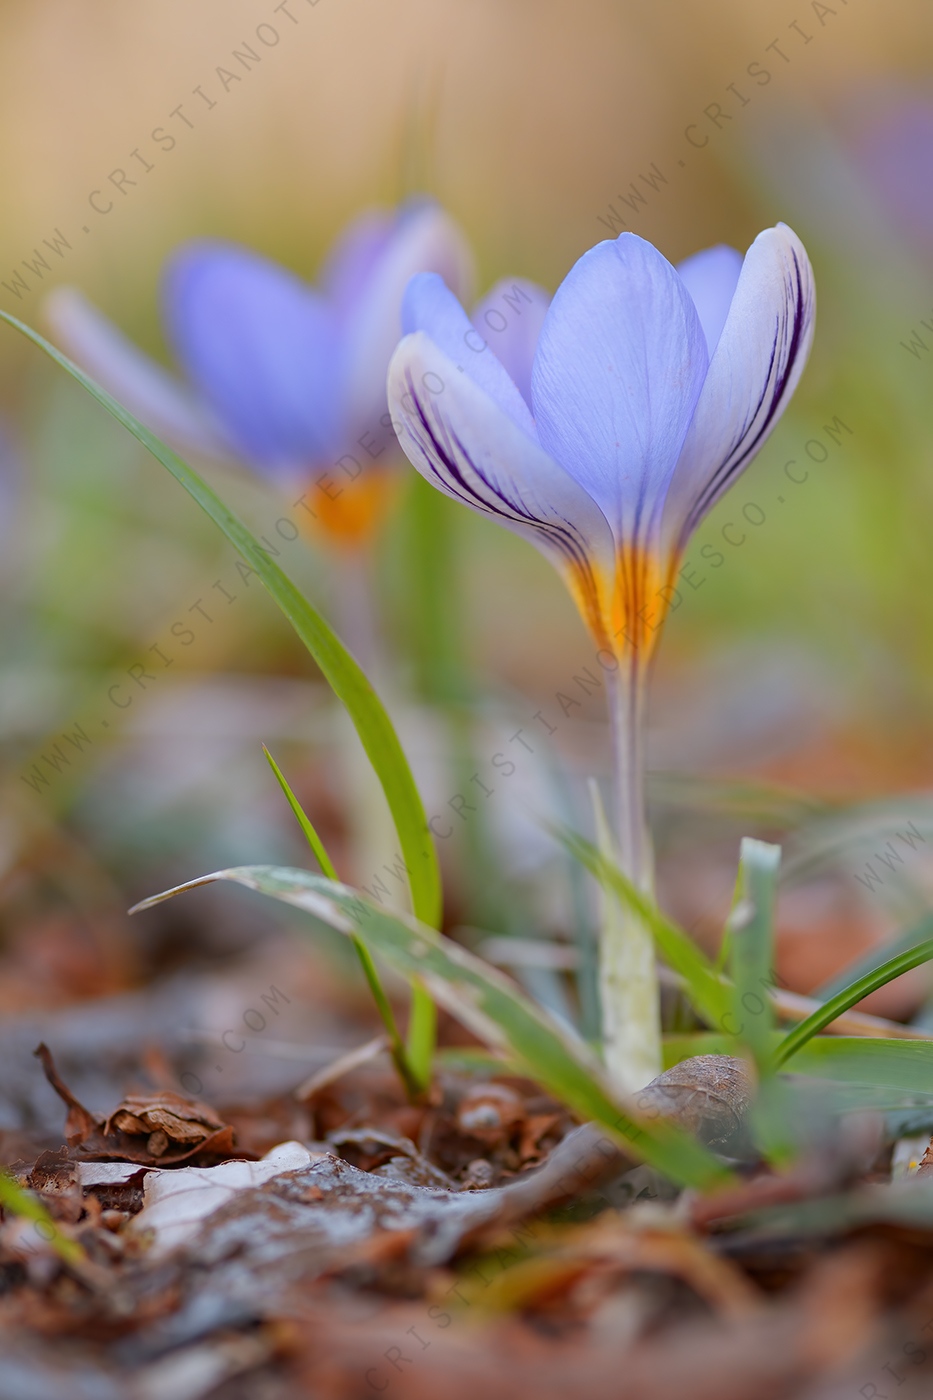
[461,1159,497,1189]
[457,1084,524,1141]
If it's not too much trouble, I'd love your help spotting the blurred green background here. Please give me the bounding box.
[1,0,932,1032]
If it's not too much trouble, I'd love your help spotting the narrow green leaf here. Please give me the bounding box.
[728,838,780,1074]
[0,311,442,934]
[131,867,733,1190]
[649,771,822,827]
[262,746,426,1097]
[787,1035,933,1095]
[403,979,437,1089]
[666,1032,933,1099]
[749,1076,800,1168]
[814,912,933,1001]
[553,825,731,1032]
[0,1172,85,1266]
[775,939,933,1067]
[404,475,467,705]
[263,746,339,880]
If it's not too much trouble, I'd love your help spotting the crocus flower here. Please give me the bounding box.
[387,225,815,1092]
[45,201,472,549]
[848,88,933,259]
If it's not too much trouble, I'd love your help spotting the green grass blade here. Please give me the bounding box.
[775,939,933,1067]
[404,986,437,1089]
[262,746,426,1096]
[0,311,442,935]
[786,1035,933,1094]
[131,867,733,1190]
[0,1172,85,1266]
[552,825,731,1032]
[814,912,933,1001]
[263,746,339,880]
[728,838,781,1074]
[666,1032,933,1099]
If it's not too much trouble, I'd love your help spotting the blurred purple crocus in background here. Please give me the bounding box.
[44,203,474,907]
[45,201,473,551]
[848,88,933,259]
[388,225,815,1092]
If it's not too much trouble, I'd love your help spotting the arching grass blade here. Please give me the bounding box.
[131,866,733,1191]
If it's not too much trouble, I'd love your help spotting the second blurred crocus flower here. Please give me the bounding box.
[848,88,933,260]
[45,201,472,549]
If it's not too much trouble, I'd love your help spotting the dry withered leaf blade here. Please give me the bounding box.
[34,1044,242,1167]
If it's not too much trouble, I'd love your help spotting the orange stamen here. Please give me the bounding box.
[566,546,679,663]
[303,466,400,550]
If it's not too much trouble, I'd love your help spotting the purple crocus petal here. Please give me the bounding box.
[851,91,933,253]
[675,245,743,356]
[163,240,342,473]
[531,233,709,547]
[403,272,535,435]
[388,331,616,630]
[662,224,815,554]
[319,209,396,321]
[471,278,550,412]
[44,287,230,461]
[340,203,473,440]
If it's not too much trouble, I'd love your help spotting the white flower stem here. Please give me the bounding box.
[599,660,662,1095]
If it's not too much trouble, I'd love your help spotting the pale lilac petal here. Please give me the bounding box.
[341,203,474,439]
[662,224,816,553]
[319,209,396,321]
[531,234,708,547]
[44,287,229,461]
[163,240,342,473]
[388,331,615,629]
[676,245,743,355]
[851,89,933,253]
[403,273,535,435]
[471,278,550,411]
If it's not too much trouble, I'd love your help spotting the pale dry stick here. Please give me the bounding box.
[657,966,931,1041]
[293,1035,389,1101]
[478,941,929,1040]
[769,986,931,1041]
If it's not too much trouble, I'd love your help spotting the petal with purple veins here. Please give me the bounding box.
[388,330,616,641]
[403,273,535,436]
[661,224,815,554]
